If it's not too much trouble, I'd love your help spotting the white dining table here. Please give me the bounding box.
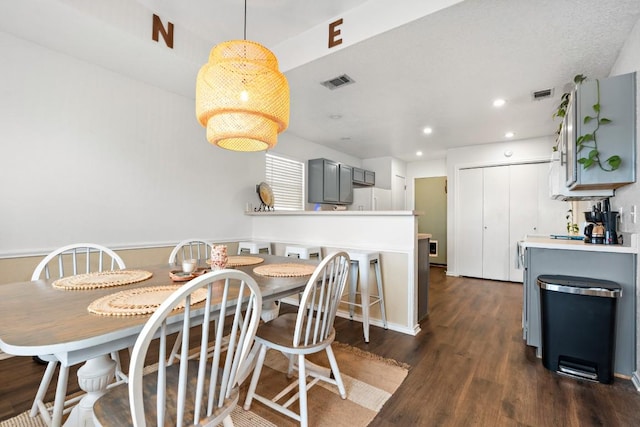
[0,255,317,427]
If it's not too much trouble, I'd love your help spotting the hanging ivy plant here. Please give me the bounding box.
[552,75,585,152]
[552,74,621,171]
[576,78,621,171]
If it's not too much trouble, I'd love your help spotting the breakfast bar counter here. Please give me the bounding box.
[246,210,424,336]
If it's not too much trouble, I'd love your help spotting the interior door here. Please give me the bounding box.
[457,168,483,278]
[482,166,510,281]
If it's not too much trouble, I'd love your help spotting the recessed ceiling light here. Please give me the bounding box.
[493,99,506,107]
[330,114,342,120]
[340,136,351,141]
[505,131,515,138]
[422,127,433,135]
[416,151,423,156]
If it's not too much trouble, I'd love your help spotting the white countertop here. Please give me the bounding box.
[418,233,432,240]
[521,235,638,254]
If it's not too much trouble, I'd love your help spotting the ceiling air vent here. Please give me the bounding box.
[321,74,355,90]
[532,88,554,101]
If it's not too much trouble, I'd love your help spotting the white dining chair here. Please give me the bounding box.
[93,269,262,426]
[243,251,351,427]
[167,239,214,365]
[167,238,213,264]
[29,243,126,427]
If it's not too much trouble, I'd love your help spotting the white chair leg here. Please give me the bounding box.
[297,354,308,427]
[51,364,70,427]
[110,351,127,384]
[222,415,235,427]
[325,345,347,398]
[167,331,182,365]
[243,344,267,410]
[287,354,296,378]
[30,360,57,418]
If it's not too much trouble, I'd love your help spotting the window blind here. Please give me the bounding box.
[265,153,304,210]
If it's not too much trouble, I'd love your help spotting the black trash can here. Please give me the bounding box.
[537,274,622,383]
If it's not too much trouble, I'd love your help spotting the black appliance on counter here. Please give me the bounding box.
[584,198,619,244]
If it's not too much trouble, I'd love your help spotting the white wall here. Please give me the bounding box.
[362,157,393,189]
[0,32,359,257]
[607,15,640,389]
[445,136,556,276]
[609,18,640,235]
[274,133,362,167]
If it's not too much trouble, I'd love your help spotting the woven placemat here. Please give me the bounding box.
[226,256,264,267]
[253,263,316,278]
[52,270,153,290]
[87,285,208,316]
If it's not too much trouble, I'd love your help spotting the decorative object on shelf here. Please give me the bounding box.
[209,245,228,270]
[255,181,274,211]
[195,0,289,152]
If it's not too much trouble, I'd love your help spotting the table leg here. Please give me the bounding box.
[62,356,116,427]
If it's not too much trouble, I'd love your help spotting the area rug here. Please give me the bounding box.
[0,343,408,427]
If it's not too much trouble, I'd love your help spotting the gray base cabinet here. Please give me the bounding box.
[523,247,636,376]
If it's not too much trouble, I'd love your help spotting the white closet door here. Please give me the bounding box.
[509,163,539,282]
[457,168,483,278]
[482,166,510,281]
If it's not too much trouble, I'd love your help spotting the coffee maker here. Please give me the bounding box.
[584,198,619,245]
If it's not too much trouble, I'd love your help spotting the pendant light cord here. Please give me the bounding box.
[243,0,247,40]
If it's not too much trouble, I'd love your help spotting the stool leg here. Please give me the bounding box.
[374,260,387,329]
[361,261,371,343]
[349,262,358,320]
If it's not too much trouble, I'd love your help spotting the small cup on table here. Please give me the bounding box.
[182,259,197,274]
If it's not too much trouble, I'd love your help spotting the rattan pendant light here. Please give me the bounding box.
[196,1,289,152]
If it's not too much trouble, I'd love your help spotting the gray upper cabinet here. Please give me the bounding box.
[567,72,636,190]
[308,158,353,204]
[352,167,375,186]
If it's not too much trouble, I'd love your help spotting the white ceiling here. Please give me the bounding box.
[2,0,640,162]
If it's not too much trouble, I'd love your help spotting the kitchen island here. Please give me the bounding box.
[246,210,426,336]
[520,235,638,377]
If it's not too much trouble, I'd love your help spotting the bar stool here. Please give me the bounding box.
[343,250,387,342]
[237,241,272,255]
[238,241,275,321]
[284,245,322,260]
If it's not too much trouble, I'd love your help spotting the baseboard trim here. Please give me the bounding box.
[335,310,419,336]
[632,372,640,391]
[278,298,420,336]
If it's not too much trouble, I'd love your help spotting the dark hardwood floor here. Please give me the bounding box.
[2,266,639,426]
